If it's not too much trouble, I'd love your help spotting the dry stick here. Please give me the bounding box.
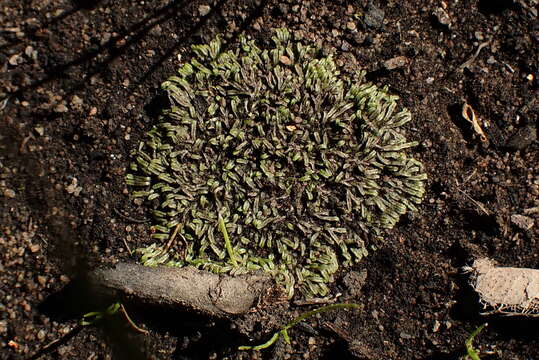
[457,188,490,216]
[88,262,272,317]
[459,41,489,71]
[161,223,182,255]
[26,325,83,360]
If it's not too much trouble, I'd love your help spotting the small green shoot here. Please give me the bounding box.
[80,302,148,334]
[465,323,487,360]
[218,213,238,267]
[80,302,121,326]
[239,303,360,351]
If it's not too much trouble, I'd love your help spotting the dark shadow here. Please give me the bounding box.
[320,340,357,360]
[487,316,539,341]
[38,275,120,322]
[36,276,147,359]
[422,349,466,360]
[71,0,103,9]
[127,302,250,360]
[445,240,473,269]
[459,210,499,236]
[478,0,519,15]
[144,92,171,120]
[7,0,190,99]
[132,0,269,93]
[449,268,483,322]
[38,275,251,360]
[0,1,104,52]
[364,68,391,83]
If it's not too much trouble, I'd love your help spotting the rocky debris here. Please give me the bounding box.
[342,270,368,298]
[198,4,211,17]
[363,2,385,29]
[383,56,408,70]
[432,7,451,28]
[511,214,535,230]
[505,125,537,150]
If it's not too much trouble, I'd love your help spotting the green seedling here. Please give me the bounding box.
[80,302,148,334]
[464,323,487,360]
[239,303,360,351]
[80,302,121,326]
[218,212,238,267]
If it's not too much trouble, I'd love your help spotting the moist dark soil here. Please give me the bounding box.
[1,0,538,359]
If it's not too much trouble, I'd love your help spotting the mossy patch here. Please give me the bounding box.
[127,29,426,298]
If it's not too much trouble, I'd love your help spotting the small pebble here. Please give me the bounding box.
[198,4,210,16]
[71,95,83,106]
[511,214,534,230]
[34,126,45,136]
[8,54,20,66]
[505,125,537,150]
[3,188,16,198]
[383,56,408,70]
[364,2,385,29]
[37,275,47,286]
[433,7,451,27]
[400,332,412,339]
[280,55,292,66]
[57,345,71,356]
[276,3,289,15]
[29,244,40,253]
[54,104,68,113]
[24,46,34,57]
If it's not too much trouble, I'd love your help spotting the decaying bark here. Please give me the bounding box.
[465,258,539,316]
[88,262,272,318]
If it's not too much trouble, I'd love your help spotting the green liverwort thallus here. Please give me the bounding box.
[127,28,427,298]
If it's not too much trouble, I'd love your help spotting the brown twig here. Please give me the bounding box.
[26,325,83,360]
[457,188,490,215]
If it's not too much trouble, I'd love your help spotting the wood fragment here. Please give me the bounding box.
[88,262,272,317]
[465,258,539,316]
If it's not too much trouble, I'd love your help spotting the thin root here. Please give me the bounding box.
[119,304,149,334]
